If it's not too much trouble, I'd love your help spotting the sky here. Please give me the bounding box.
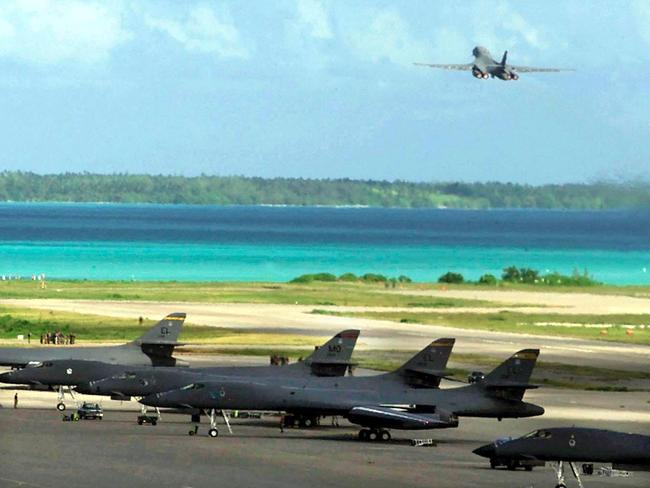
[0,0,648,184]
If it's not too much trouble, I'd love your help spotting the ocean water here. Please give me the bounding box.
[0,203,649,284]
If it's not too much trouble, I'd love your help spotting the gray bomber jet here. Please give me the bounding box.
[80,336,453,428]
[0,312,186,410]
[474,427,650,487]
[141,347,543,440]
[0,329,360,421]
[0,312,186,368]
[415,46,571,80]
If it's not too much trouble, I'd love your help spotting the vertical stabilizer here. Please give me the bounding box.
[394,338,455,387]
[304,330,359,376]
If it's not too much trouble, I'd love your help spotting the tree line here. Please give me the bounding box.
[1,172,649,209]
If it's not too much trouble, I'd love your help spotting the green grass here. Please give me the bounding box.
[0,280,503,308]
[315,309,650,345]
[0,307,238,342]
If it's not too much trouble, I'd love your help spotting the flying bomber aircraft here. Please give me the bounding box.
[415,46,571,80]
[142,347,544,440]
[474,427,650,487]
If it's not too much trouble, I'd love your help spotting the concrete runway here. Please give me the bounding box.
[4,298,650,372]
[1,408,649,488]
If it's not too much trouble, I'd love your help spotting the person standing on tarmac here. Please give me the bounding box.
[13,392,18,409]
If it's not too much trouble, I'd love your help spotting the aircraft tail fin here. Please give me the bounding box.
[132,313,186,366]
[304,330,359,377]
[133,313,186,345]
[393,338,455,387]
[501,50,508,66]
[482,349,539,400]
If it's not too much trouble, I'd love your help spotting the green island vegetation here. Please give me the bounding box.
[438,266,601,287]
[2,171,650,208]
[291,272,412,287]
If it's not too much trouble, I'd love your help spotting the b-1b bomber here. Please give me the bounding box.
[141,347,544,440]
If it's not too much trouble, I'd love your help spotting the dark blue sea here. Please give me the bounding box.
[0,203,649,284]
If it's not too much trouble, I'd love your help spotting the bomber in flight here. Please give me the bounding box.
[415,46,572,80]
[474,427,650,487]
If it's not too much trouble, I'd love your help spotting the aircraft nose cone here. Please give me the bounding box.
[0,371,18,384]
[473,443,496,459]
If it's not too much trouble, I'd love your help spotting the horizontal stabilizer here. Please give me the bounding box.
[347,406,458,430]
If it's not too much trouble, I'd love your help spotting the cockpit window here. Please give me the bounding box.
[27,361,43,368]
[522,430,552,439]
[180,383,204,391]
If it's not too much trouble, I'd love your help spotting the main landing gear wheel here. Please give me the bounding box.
[358,429,391,442]
[56,402,66,412]
[208,428,219,438]
[555,485,567,488]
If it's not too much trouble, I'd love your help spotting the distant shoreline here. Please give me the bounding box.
[2,172,650,209]
[0,201,645,212]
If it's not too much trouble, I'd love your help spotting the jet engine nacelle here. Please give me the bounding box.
[472,67,486,79]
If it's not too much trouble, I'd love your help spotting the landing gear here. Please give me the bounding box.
[55,385,77,412]
[553,461,583,488]
[358,428,391,442]
[298,415,319,428]
[197,409,231,439]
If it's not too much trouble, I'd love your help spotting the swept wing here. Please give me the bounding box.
[413,62,472,71]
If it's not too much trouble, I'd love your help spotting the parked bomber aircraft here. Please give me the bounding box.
[415,46,571,80]
[0,313,186,410]
[141,347,544,440]
[0,313,186,368]
[81,336,452,428]
[0,329,360,420]
[474,427,650,487]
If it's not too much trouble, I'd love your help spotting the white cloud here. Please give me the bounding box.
[495,3,547,51]
[0,0,131,65]
[295,0,332,39]
[145,5,249,59]
[347,9,431,65]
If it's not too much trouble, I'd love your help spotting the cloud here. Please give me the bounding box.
[295,0,332,39]
[145,5,249,58]
[346,9,431,65]
[0,0,131,64]
[495,3,547,51]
